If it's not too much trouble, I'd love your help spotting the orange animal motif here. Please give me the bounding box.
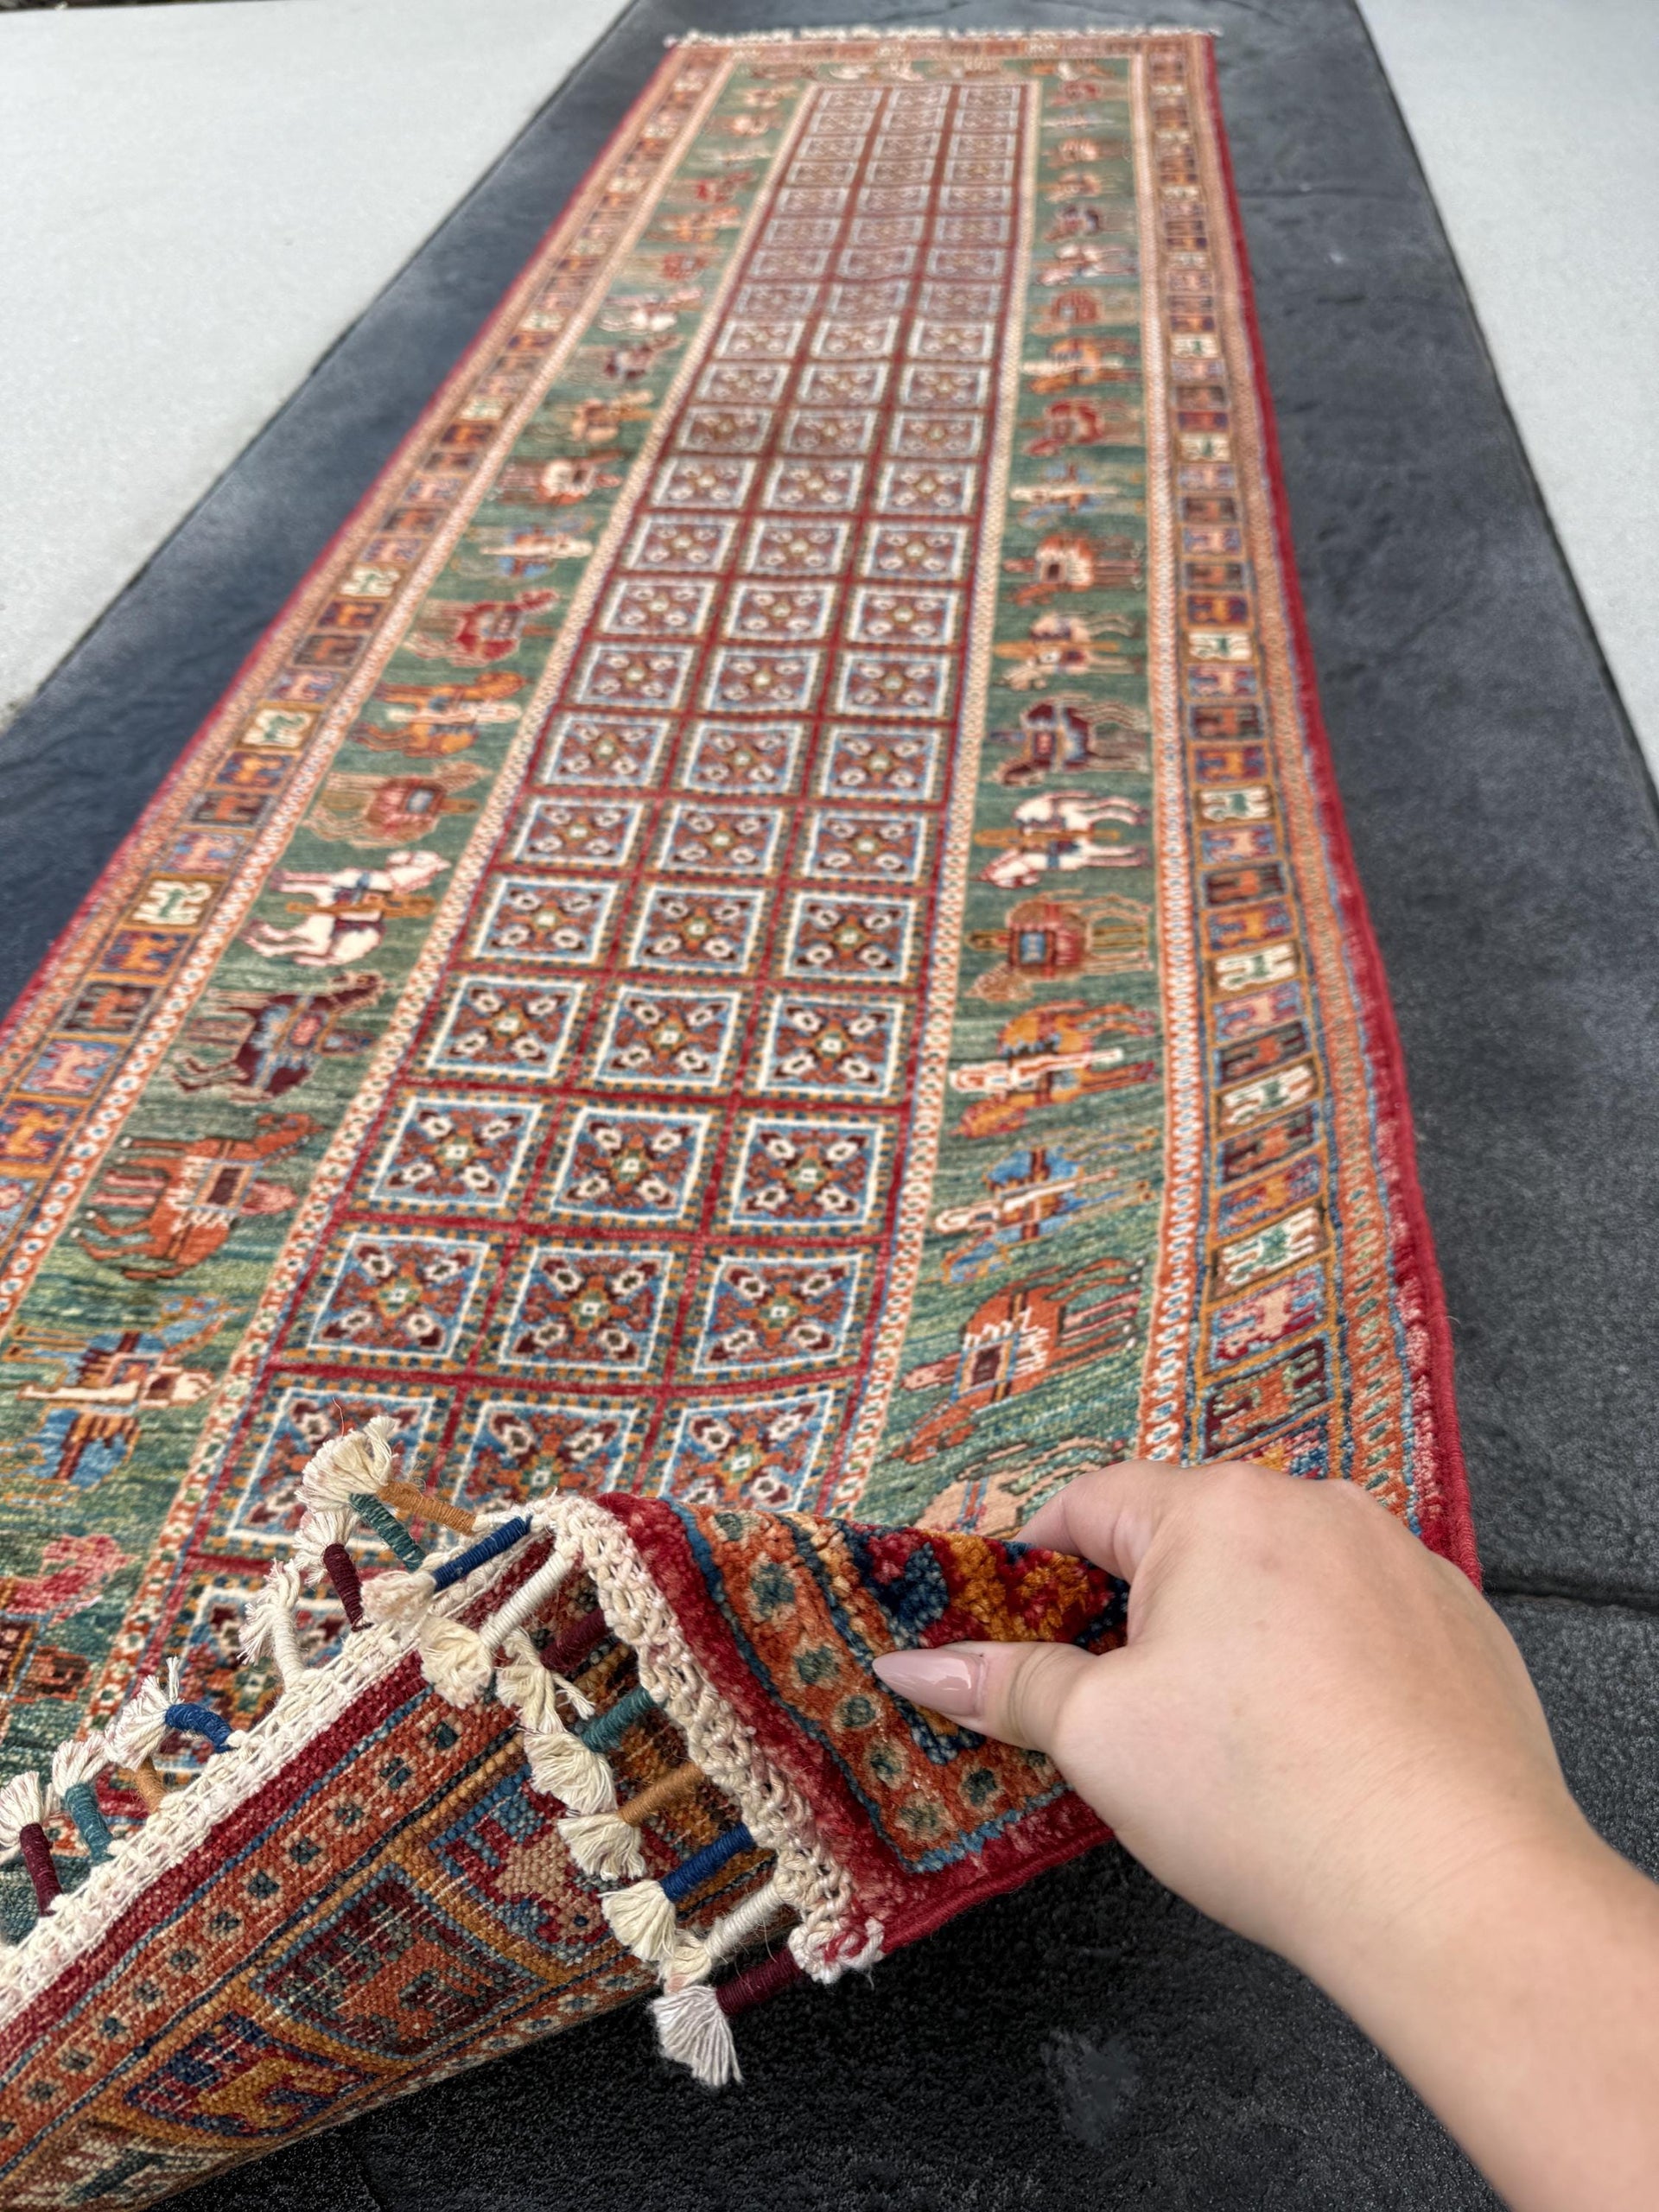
[1004,531,1143,602]
[950,1000,1160,1138]
[75,1116,316,1281]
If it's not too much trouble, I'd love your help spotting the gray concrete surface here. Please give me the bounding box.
[1358,0,1659,779]
[3,1,1657,2204]
[0,0,629,723]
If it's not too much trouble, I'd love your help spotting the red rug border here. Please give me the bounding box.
[1199,38,1478,1583]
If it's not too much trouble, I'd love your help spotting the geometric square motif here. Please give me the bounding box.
[859,522,971,583]
[801,809,929,884]
[757,993,906,1100]
[723,583,836,643]
[569,643,696,711]
[510,799,645,870]
[471,877,616,965]
[630,885,766,975]
[598,577,718,639]
[833,651,956,720]
[368,1095,541,1213]
[588,986,743,1091]
[678,720,806,797]
[454,1396,641,1509]
[782,893,916,984]
[654,803,784,876]
[846,586,961,648]
[727,1114,885,1234]
[493,1241,676,1376]
[652,1386,841,1510]
[544,1106,712,1225]
[537,713,671,788]
[422,975,583,1082]
[692,1251,864,1373]
[307,1231,492,1364]
[702,646,823,716]
[874,461,978,516]
[226,1383,441,1552]
[817,726,944,802]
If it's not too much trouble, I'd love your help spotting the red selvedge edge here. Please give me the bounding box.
[1199,37,1478,1584]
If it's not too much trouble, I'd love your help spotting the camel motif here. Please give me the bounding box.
[74,1116,316,1281]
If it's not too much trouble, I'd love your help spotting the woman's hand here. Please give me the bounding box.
[873,1463,1659,2212]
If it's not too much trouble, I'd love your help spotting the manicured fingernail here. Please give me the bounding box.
[872,1648,982,1717]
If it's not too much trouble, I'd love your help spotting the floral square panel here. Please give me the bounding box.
[470,877,618,966]
[742,519,852,577]
[724,1112,887,1236]
[568,641,696,712]
[817,726,945,804]
[306,1230,493,1367]
[597,578,718,639]
[537,713,671,789]
[810,319,899,364]
[858,522,972,584]
[489,1240,678,1378]
[543,1105,715,1227]
[800,809,931,887]
[722,583,836,645]
[366,1094,543,1216]
[422,974,585,1083]
[756,992,907,1102]
[690,1251,866,1376]
[677,719,807,798]
[701,645,824,716]
[833,650,957,721]
[781,892,918,986]
[628,884,766,976]
[653,801,785,877]
[797,362,887,408]
[586,984,745,1093]
[675,407,776,457]
[695,359,791,406]
[620,514,740,575]
[650,455,758,509]
[898,363,993,410]
[889,413,985,461]
[760,461,865,515]
[509,799,646,871]
[779,410,880,459]
[846,586,963,650]
[873,463,979,518]
[649,1386,842,1511]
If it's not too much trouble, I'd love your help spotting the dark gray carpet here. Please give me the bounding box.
[7,1,1656,2204]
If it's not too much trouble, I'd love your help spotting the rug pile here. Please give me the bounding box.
[0,28,1471,2203]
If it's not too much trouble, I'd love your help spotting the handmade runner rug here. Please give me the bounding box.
[0,26,1473,2205]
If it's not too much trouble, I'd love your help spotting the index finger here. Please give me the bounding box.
[1017,1459,1198,1580]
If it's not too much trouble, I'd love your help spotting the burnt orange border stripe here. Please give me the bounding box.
[1198,38,1477,1582]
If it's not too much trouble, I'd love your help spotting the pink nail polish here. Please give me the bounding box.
[872,1648,982,1717]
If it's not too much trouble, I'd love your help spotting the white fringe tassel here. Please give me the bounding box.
[299,1414,397,1510]
[666,1878,788,1992]
[558,1810,647,1883]
[105,1661,180,1773]
[650,1983,741,2088]
[0,1773,54,1863]
[239,1561,307,1689]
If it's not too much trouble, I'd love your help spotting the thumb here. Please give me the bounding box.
[872,1638,1100,1752]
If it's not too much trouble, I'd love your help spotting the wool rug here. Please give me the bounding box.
[0,25,1474,2204]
